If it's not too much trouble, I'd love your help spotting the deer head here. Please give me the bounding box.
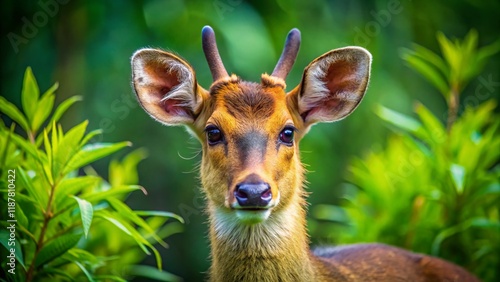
[131,26,371,226]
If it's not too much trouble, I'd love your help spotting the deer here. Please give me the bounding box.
[131,26,480,282]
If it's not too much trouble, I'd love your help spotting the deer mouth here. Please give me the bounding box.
[234,208,272,224]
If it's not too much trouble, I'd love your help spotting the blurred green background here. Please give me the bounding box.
[1,0,499,281]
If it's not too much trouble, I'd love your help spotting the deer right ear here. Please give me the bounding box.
[288,47,372,128]
[131,49,208,125]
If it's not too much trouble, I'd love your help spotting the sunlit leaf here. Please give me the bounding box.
[31,90,55,134]
[49,95,83,125]
[96,210,163,269]
[75,261,95,282]
[107,198,167,247]
[80,129,103,147]
[0,96,30,132]
[450,164,466,194]
[414,103,446,145]
[402,52,449,96]
[72,196,94,238]
[109,148,148,186]
[93,275,127,282]
[64,141,131,174]
[16,203,29,230]
[375,105,427,141]
[128,265,182,281]
[54,176,101,211]
[437,32,460,74]
[472,38,500,79]
[17,167,47,208]
[83,185,144,203]
[35,95,83,145]
[53,120,88,177]
[35,233,81,267]
[411,44,449,77]
[134,210,185,224]
[21,67,40,126]
[95,212,149,253]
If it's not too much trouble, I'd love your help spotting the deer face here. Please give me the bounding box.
[131,27,371,225]
[198,75,303,224]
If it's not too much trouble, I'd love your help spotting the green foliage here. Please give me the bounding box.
[400,30,500,129]
[314,32,500,281]
[0,68,182,281]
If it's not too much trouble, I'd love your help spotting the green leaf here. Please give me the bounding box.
[71,196,94,238]
[54,176,101,211]
[109,148,148,186]
[375,105,426,139]
[450,164,466,194]
[35,95,83,145]
[107,198,167,247]
[437,32,460,73]
[0,230,25,268]
[31,83,57,133]
[16,203,29,230]
[414,103,446,145]
[38,267,75,280]
[80,129,103,147]
[473,38,500,78]
[6,132,46,164]
[17,167,47,208]
[64,141,131,174]
[92,276,127,282]
[129,265,182,282]
[0,96,30,132]
[96,212,150,254]
[412,44,449,77]
[135,210,185,224]
[96,210,163,269]
[35,233,81,267]
[402,52,449,96]
[83,185,145,203]
[462,29,478,58]
[21,67,40,126]
[74,261,95,282]
[470,218,500,229]
[53,120,88,177]
[49,95,83,125]
[431,223,465,256]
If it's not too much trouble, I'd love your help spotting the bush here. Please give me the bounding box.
[312,31,500,281]
[0,68,183,281]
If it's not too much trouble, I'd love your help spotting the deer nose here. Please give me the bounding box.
[234,182,272,208]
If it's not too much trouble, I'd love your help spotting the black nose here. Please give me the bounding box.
[234,182,272,208]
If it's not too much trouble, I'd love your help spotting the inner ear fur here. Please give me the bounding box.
[292,47,372,125]
[131,48,208,125]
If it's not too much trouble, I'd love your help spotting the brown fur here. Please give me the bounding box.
[131,42,480,282]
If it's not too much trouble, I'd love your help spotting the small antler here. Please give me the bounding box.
[202,26,229,81]
[271,28,301,80]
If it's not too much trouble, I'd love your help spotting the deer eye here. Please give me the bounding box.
[279,126,295,146]
[206,126,223,145]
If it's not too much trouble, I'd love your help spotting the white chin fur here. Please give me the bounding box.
[235,209,271,224]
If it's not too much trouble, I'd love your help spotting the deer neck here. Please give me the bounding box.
[207,194,316,282]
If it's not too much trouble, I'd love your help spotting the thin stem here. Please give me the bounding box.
[25,180,57,282]
[446,84,460,132]
[28,131,36,144]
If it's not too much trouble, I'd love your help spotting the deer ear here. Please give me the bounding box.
[131,49,208,125]
[289,47,371,126]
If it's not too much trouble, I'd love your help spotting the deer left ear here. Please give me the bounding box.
[289,47,372,126]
